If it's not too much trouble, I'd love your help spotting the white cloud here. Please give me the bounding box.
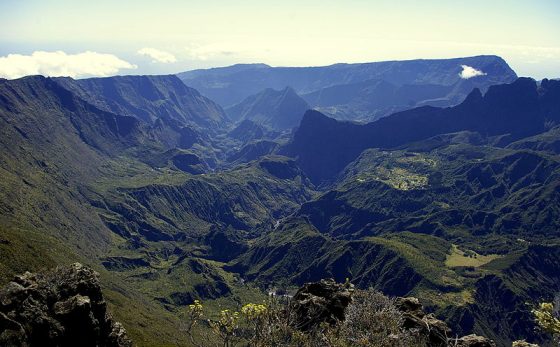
[459,65,487,79]
[0,51,137,79]
[137,47,177,63]
[185,42,240,61]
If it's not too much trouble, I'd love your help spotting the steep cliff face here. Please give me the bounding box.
[55,75,228,130]
[0,263,131,347]
[0,76,148,256]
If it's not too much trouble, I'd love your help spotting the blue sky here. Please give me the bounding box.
[1,0,559,79]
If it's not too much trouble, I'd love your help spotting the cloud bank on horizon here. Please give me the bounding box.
[1,1,558,78]
[137,48,177,63]
[0,51,500,81]
[459,65,487,79]
[0,51,137,79]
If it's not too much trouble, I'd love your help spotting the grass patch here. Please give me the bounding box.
[347,151,436,191]
[0,224,80,284]
[367,234,462,288]
[445,244,502,268]
[418,287,475,308]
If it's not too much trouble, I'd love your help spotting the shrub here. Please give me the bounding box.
[332,290,424,347]
[184,288,426,347]
[532,297,560,344]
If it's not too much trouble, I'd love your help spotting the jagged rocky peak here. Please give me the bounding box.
[228,119,267,143]
[284,77,560,184]
[0,263,132,347]
[462,87,483,104]
[226,86,311,130]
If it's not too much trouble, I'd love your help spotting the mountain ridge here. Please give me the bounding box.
[55,74,228,131]
[178,55,517,110]
[283,77,559,184]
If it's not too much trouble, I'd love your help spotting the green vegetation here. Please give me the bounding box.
[533,302,560,335]
[367,235,461,288]
[532,300,560,345]
[345,150,435,190]
[0,76,316,346]
[356,166,428,190]
[2,75,560,346]
[184,289,425,347]
[0,225,77,283]
[445,244,502,268]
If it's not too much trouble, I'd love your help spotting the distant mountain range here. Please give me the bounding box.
[178,55,517,122]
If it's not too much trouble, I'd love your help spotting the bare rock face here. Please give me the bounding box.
[396,297,495,347]
[291,278,354,331]
[454,334,497,347]
[396,297,452,347]
[0,263,132,347]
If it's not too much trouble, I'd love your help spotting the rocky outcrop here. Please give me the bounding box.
[0,263,132,347]
[396,297,452,347]
[396,297,496,347]
[291,278,354,331]
[511,341,539,347]
[453,334,497,347]
[289,280,497,346]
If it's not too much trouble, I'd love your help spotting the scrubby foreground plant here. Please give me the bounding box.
[532,295,560,345]
[184,288,425,347]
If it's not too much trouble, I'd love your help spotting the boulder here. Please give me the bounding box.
[291,278,354,331]
[395,297,424,317]
[396,297,496,347]
[453,334,497,347]
[0,263,132,347]
[396,297,451,347]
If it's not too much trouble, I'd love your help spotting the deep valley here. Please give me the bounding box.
[1,55,559,346]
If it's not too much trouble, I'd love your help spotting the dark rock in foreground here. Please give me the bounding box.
[396,297,496,347]
[0,263,132,347]
[291,278,354,331]
[396,297,452,346]
[290,279,497,346]
[454,334,498,347]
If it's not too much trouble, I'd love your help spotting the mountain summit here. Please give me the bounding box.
[226,87,310,130]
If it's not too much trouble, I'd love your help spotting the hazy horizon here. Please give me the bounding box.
[1,0,559,79]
